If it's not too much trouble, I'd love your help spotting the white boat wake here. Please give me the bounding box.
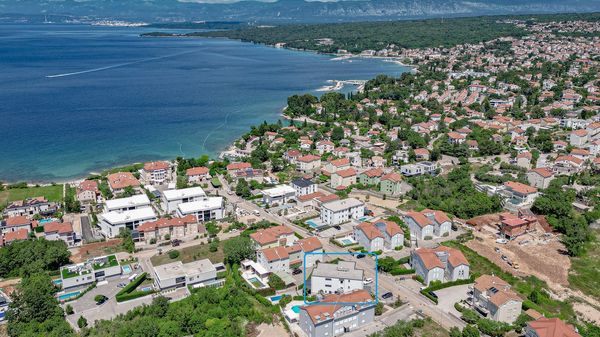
[45,50,197,78]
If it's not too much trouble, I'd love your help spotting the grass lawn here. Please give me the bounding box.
[0,184,64,206]
[151,240,226,266]
[414,318,450,337]
[568,229,600,302]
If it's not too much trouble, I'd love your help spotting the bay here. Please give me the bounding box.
[0,24,407,182]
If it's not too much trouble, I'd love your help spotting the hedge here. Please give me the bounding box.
[390,268,415,276]
[397,256,410,264]
[116,272,153,302]
[256,287,276,296]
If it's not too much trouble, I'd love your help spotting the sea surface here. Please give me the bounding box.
[0,24,407,182]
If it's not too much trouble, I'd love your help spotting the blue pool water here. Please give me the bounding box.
[58,291,80,301]
[0,24,407,182]
[122,265,132,274]
[341,239,354,245]
[306,220,320,229]
[270,295,282,302]
[39,218,57,225]
[141,287,153,292]
[291,305,301,314]
[358,216,372,222]
[52,279,62,285]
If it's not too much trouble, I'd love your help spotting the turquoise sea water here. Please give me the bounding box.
[0,24,407,182]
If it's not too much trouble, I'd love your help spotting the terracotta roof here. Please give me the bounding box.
[329,158,350,167]
[474,274,522,307]
[297,191,326,202]
[78,180,99,193]
[43,221,73,234]
[5,216,31,228]
[448,132,466,140]
[414,246,469,270]
[381,172,402,183]
[405,211,433,228]
[227,162,252,171]
[300,290,373,324]
[375,220,403,237]
[555,155,583,166]
[362,168,384,178]
[261,246,289,262]
[186,167,209,176]
[144,161,169,171]
[137,215,197,232]
[357,222,384,240]
[421,209,451,225]
[316,194,340,204]
[3,229,29,243]
[107,172,140,190]
[297,155,321,163]
[414,148,429,156]
[570,148,590,156]
[530,168,553,178]
[249,225,294,246]
[286,149,301,157]
[572,129,588,137]
[504,181,538,195]
[296,237,322,253]
[334,168,356,178]
[527,318,581,337]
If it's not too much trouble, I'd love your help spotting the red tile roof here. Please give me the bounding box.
[186,166,209,176]
[504,181,538,195]
[43,221,73,234]
[300,290,373,324]
[3,228,29,244]
[107,172,140,190]
[5,216,31,228]
[144,161,169,171]
[527,318,581,337]
[250,225,294,246]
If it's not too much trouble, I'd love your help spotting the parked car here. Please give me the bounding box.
[117,283,127,288]
[171,239,181,247]
[292,269,302,275]
[356,253,367,259]
[363,278,373,285]
[428,291,438,299]
[333,225,341,230]
[381,292,393,300]
[496,238,508,244]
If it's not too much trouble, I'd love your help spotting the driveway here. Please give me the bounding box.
[80,215,95,242]
[433,284,471,318]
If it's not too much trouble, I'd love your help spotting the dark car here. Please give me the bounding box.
[428,291,439,299]
[381,292,393,299]
[171,239,182,247]
[356,253,366,259]
[292,269,303,275]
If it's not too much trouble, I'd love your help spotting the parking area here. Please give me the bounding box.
[433,284,471,318]
[317,221,355,238]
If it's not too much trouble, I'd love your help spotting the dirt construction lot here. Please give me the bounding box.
[467,228,570,287]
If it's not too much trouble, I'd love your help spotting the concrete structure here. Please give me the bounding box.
[186,166,210,183]
[354,220,403,251]
[153,259,221,290]
[320,198,365,226]
[311,261,364,295]
[99,207,157,238]
[262,185,296,206]
[411,246,470,285]
[404,209,452,240]
[60,255,121,289]
[77,180,99,203]
[137,215,200,243]
[400,162,438,177]
[291,178,318,196]
[473,275,522,324]
[176,197,224,222]
[161,187,207,214]
[299,290,375,337]
[104,194,151,213]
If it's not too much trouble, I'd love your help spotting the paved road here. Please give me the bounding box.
[80,215,94,243]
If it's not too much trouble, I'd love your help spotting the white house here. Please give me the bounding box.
[403,209,452,240]
[527,168,554,189]
[162,187,207,214]
[297,155,322,173]
[60,255,122,289]
[320,198,365,226]
[256,237,323,272]
[99,207,157,238]
[262,185,296,206]
[44,221,76,247]
[310,261,364,295]
[152,259,222,290]
[473,275,523,324]
[411,246,470,285]
[186,167,210,183]
[104,194,151,213]
[291,178,318,196]
[176,197,224,222]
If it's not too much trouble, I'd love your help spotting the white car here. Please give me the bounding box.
[363,278,373,285]
[496,238,508,244]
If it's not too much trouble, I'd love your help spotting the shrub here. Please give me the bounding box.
[77,316,88,329]
[164,234,171,241]
[65,304,74,315]
[168,250,180,259]
[375,302,384,316]
[424,236,433,240]
[209,241,219,252]
[94,294,107,303]
[116,273,152,302]
[149,238,156,244]
[256,287,276,296]
[268,274,286,290]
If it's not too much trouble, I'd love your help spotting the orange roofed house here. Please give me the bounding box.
[186,166,210,183]
[499,212,537,240]
[249,225,297,250]
[411,246,470,285]
[473,274,523,324]
[256,236,323,273]
[501,181,539,210]
[141,161,171,185]
[403,209,452,240]
[526,317,582,337]
[107,172,140,194]
[354,220,403,251]
[136,215,200,244]
[298,290,375,337]
[43,221,76,247]
[77,180,99,204]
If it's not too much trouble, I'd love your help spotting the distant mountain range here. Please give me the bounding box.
[2,0,600,23]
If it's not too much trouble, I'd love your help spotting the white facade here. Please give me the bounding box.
[104,194,151,213]
[262,185,296,206]
[153,259,218,290]
[99,207,157,238]
[161,187,207,214]
[320,198,365,226]
[176,197,224,222]
[311,261,364,295]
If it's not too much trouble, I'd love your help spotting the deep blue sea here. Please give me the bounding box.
[0,24,407,182]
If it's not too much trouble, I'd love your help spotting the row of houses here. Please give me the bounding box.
[0,215,76,247]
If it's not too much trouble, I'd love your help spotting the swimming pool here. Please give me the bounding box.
[39,218,57,225]
[141,287,153,292]
[52,279,62,286]
[291,305,301,314]
[358,216,372,222]
[122,265,132,274]
[341,239,354,245]
[57,291,80,301]
[270,295,282,302]
[305,220,322,229]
